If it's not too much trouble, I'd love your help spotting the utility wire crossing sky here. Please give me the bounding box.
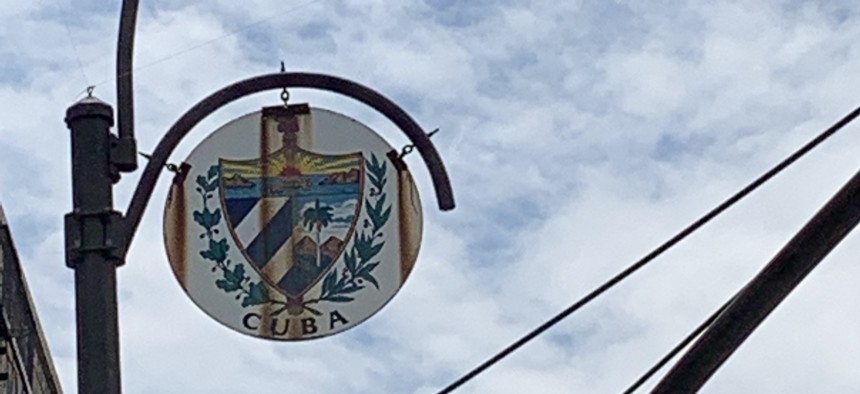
[3,1,860,393]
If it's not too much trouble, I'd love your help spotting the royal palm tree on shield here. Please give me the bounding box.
[302,199,334,268]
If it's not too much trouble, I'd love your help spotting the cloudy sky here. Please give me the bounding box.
[4,0,860,393]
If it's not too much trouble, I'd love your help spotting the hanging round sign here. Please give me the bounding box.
[163,104,422,340]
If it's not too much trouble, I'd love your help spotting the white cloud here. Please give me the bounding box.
[3,0,860,393]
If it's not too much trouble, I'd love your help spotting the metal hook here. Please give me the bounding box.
[86,86,95,97]
[399,128,439,159]
[138,152,180,173]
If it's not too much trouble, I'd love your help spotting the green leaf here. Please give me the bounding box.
[353,231,383,262]
[366,194,389,232]
[195,175,208,191]
[365,198,376,216]
[354,261,380,289]
[332,276,349,293]
[207,238,229,262]
[357,261,380,277]
[193,210,205,228]
[344,250,357,274]
[215,264,244,292]
[379,161,387,179]
[242,281,269,307]
[366,154,387,181]
[369,155,379,171]
[355,231,367,245]
[322,271,337,295]
[370,199,390,232]
[353,234,368,257]
[206,179,220,193]
[357,239,383,262]
[210,208,222,228]
[225,263,245,284]
[374,194,387,216]
[215,263,245,292]
[356,271,380,289]
[369,243,384,259]
[193,207,222,230]
[377,206,392,230]
[368,171,380,185]
[207,165,220,180]
[365,155,388,191]
[215,279,239,292]
[368,172,385,191]
[193,166,220,192]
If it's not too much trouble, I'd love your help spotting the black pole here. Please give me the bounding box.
[65,96,123,394]
[651,166,860,393]
[115,0,139,173]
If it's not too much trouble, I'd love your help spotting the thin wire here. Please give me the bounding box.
[62,21,91,86]
[44,0,90,86]
[621,297,733,394]
[70,86,92,103]
[436,103,860,394]
[89,0,326,88]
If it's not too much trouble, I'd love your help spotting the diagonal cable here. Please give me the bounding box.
[621,297,733,394]
[436,103,860,394]
[89,0,327,88]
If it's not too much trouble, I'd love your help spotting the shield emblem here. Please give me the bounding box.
[218,109,363,298]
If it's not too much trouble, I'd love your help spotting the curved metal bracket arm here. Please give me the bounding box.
[115,0,139,172]
[120,72,455,258]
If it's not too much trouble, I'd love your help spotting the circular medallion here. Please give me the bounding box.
[163,105,422,340]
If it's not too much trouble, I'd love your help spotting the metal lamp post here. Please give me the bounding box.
[65,96,124,394]
[63,3,454,394]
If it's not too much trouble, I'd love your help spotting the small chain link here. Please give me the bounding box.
[280,61,290,107]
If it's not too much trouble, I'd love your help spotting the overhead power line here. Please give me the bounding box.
[621,297,733,394]
[86,0,326,90]
[437,103,860,394]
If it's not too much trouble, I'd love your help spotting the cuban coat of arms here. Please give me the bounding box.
[164,105,422,340]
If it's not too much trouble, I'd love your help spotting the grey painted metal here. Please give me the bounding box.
[65,97,122,394]
[651,166,860,393]
[121,72,455,261]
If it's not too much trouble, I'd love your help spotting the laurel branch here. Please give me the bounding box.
[192,153,390,317]
[302,153,390,313]
[193,165,270,308]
